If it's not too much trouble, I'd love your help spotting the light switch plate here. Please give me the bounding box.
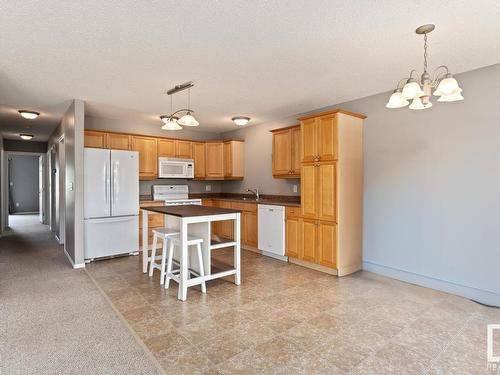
[293,185,298,193]
[205,185,211,191]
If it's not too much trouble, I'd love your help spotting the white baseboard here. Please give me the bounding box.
[64,248,85,269]
[363,261,500,307]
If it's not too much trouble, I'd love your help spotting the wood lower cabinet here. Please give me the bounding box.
[205,142,224,179]
[131,136,157,180]
[242,211,258,248]
[271,125,301,178]
[84,131,107,148]
[193,142,206,179]
[285,213,301,258]
[301,218,318,262]
[318,220,337,268]
[139,201,165,247]
[107,133,131,150]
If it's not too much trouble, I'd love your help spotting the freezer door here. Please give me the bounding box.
[84,216,139,259]
[84,148,111,219]
[111,150,139,217]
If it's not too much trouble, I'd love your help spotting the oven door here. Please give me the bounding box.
[158,159,188,178]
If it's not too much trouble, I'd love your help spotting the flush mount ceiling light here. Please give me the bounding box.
[232,116,250,126]
[19,133,34,140]
[18,110,40,119]
[161,81,199,129]
[386,24,464,110]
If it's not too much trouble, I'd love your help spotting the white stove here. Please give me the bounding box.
[152,185,202,206]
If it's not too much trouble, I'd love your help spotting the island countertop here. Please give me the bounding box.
[141,204,242,217]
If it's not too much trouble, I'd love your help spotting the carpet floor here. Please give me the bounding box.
[0,215,164,375]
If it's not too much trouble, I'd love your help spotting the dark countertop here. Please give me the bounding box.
[141,204,242,217]
[139,193,301,207]
[208,197,300,207]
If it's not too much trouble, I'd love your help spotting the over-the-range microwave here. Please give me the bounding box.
[158,157,194,179]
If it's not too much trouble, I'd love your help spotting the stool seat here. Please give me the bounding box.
[152,228,179,237]
[169,234,203,246]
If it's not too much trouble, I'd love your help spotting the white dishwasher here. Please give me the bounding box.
[258,204,287,261]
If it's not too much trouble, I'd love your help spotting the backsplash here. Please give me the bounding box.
[139,179,222,196]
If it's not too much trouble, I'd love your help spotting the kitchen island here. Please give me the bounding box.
[141,204,242,301]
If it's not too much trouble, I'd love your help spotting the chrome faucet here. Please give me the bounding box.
[246,188,260,200]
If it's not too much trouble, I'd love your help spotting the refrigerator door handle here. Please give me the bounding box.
[112,160,117,205]
[104,162,109,207]
[87,216,137,224]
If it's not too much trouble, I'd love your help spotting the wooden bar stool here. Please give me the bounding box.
[149,228,179,285]
[165,234,206,293]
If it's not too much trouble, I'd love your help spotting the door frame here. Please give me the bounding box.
[1,151,47,229]
[48,135,65,245]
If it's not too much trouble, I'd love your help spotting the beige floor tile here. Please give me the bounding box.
[177,316,228,343]
[197,330,251,364]
[145,331,193,358]
[157,345,212,375]
[216,348,279,375]
[255,336,305,368]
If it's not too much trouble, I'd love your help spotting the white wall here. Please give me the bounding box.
[48,100,85,267]
[327,63,500,305]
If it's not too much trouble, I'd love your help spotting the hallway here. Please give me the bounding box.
[0,215,163,374]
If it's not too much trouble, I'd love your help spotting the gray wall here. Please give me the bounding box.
[221,120,300,196]
[0,133,4,233]
[49,100,85,266]
[8,155,39,213]
[3,139,47,153]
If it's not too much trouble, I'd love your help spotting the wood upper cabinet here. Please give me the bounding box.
[157,139,176,157]
[205,142,224,179]
[291,126,301,174]
[84,131,107,149]
[223,140,244,179]
[108,133,131,150]
[176,140,192,159]
[131,136,158,180]
[243,211,258,248]
[271,125,300,178]
[301,163,317,218]
[300,114,338,162]
[193,142,206,179]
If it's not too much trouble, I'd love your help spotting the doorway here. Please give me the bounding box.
[48,137,65,245]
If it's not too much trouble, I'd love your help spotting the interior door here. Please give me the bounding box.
[111,150,139,217]
[84,148,110,219]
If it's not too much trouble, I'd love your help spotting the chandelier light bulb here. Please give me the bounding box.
[433,76,461,96]
[386,91,409,108]
[177,113,199,127]
[160,115,182,130]
[401,80,425,100]
[409,97,433,110]
[437,92,464,102]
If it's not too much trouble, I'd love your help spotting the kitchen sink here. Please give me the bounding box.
[241,197,259,201]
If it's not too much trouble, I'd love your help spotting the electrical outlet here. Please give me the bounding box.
[16,202,19,207]
[293,185,298,193]
[205,185,211,192]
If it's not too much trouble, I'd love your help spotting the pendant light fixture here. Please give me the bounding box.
[161,82,199,129]
[386,24,464,110]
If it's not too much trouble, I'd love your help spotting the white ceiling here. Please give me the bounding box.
[1,0,500,140]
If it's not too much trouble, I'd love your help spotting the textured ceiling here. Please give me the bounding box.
[1,0,500,140]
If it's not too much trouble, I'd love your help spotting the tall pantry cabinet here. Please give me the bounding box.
[287,109,365,276]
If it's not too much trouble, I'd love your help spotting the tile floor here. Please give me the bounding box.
[87,249,500,375]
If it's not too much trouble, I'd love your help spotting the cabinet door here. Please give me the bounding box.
[318,162,337,222]
[291,127,301,175]
[301,218,317,262]
[301,118,317,163]
[243,211,258,248]
[218,201,234,239]
[84,131,107,148]
[193,142,206,179]
[158,139,176,157]
[272,129,291,177]
[301,163,317,218]
[108,133,131,150]
[223,141,232,177]
[205,142,224,178]
[176,140,192,158]
[317,114,338,161]
[285,216,301,258]
[318,221,337,268]
[131,136,157,180]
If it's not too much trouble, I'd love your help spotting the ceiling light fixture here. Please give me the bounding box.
[386,24,464,110]
[18,110,40,120]
[232,117,250,126]
[19,133,34,140]
[161,81,199,129]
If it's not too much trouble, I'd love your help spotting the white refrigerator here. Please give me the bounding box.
[84,148,139,260]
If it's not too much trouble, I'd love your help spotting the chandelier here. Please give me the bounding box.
[386,24,464,110]
[160,81,199,130]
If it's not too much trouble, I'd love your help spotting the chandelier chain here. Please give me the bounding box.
[423,33,428,73]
